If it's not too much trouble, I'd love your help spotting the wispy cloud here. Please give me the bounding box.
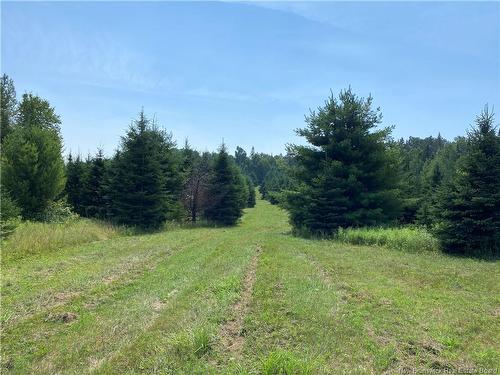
[185,87,258,102]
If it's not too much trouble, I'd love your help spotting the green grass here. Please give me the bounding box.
[1,199,498,374]
[335,226,440,252]
[1,219,125,263]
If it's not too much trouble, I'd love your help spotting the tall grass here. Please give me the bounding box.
[335,226,440,253]
[1,219,124,262]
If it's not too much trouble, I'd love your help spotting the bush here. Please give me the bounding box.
[35,199,78,223]
[335,227,440,253]
[1,218,123,262]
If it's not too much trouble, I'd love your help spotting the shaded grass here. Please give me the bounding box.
[1,219,125,263]
[335,226,440,252]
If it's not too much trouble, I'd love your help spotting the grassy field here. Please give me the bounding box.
[1,199,499,374]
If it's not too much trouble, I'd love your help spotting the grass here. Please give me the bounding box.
[1,219,125,263]
[335,226,440,252]
[1,199,498,374]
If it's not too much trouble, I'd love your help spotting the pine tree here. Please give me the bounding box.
[436,107,500,257]
[286,88,401,236]
[84,149,107,218]
[108,111,179,229]
[65,153,88,215]
[205,144,246,225]
[239,171,249,209]
[1,74,17,143]
[234,146,249,175]
[180,139,197,179]
[2,94,65,219]
[17,93,61,133]
[247,177,256,207]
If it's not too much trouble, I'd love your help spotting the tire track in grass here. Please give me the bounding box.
[2,231,213,329]
[2,231,221,374]
[1,230,211,326]
[95,235,258,374]
[218,245,261,360]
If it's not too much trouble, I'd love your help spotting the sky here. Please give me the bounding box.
[2,1,499,157]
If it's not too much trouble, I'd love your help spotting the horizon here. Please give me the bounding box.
[2,1,499,156]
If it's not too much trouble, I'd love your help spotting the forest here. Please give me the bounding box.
[1,73,498,257]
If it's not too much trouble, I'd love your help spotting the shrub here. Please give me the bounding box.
[0,189,21,238]
[35,199,78,223]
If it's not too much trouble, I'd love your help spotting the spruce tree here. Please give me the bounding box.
[247,177,256,207]
[65,153,88,216]
[84,149,107,218]
[109,111,178,229]
[286,88,400,236]
[2,95,65,219]
[205,144,246,225]
[436,107,500,257]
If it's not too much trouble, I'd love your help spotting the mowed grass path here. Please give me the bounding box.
[1,199,499,374]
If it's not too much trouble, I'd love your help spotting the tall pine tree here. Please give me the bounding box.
[286,88,400,236]
[436,107,500,257]
[108,111,179,229]
[65,153,88,216]
[84,149,107,218]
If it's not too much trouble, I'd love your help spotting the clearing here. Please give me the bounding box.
[1,199,499,373]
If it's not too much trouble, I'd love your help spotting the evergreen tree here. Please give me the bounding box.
[239,172,249,209]
[436,107,500,257]
[205,144,246,225]
[1,74,17,143]
[234,146,249,175]
[260,160,291,204]
[247,177,256,207]
[286,88,401,236]
[396,135,449,224]
[17,93,61,133]
[108,111,179,229]
[65,153,88,216]
[1,94,65,219]
[84,149,107,218]
[180,139,197,179]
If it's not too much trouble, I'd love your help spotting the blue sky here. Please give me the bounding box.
[2,1,499,156]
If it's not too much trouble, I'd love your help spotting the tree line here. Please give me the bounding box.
[0,74,255,233]
[255,89,499,257]
[1,74,498,256]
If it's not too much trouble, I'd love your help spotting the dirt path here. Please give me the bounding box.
[218,246,261,359]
